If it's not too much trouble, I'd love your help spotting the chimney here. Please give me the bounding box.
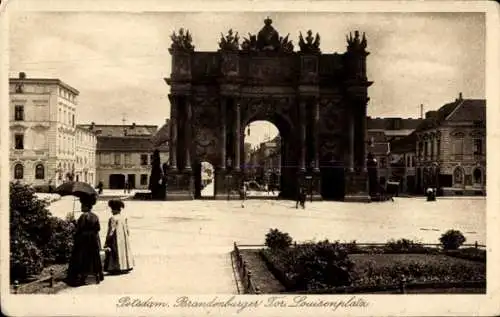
[420,104,424,119]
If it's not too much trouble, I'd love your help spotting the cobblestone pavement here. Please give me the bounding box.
[50,196,485,294]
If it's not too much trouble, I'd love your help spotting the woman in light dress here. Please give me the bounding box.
[103,199,134,274]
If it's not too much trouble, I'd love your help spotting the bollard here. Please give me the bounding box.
[247,270,253,291]
[13,280,19,294]
[49,268,54,288]
[399,274,407,294]
[254,286,261,295]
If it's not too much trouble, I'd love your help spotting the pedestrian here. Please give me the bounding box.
[103,199,134,275]
[66,194,104,286]
[97,181,104,195]
[240,184,246,208]
[296,187,306,209]
[124,181,128,194]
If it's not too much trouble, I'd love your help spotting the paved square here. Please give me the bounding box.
[49,196,485,294]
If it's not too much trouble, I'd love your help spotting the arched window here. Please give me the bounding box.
[35,164,45,179]
[453,167,464,185]
[14,164,24,179]
[473,168,482,185]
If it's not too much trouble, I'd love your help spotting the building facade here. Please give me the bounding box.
[9,73,92,187]
[414,94,486,195]
[75,126,97,185]
[367,116,422,186]
[78,122,169,190]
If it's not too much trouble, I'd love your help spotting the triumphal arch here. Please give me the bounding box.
[165,17,372,201]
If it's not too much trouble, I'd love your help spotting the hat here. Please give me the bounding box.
[108,199,125,210]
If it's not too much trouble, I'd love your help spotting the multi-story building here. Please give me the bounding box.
[413,93,486,195]
[366,117,422,185]
[75,126,97,185]
[247,136,281,184]
[9,72,90,187]
[78,121,169,190]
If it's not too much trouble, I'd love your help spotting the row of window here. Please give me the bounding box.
[14,105,76,127]
[99,153,153,166]
[13,163,45,180]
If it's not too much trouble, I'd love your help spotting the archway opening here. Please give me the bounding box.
[242,120,282,198]
[194,161,215,198]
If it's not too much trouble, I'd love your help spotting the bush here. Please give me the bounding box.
[265,228,293,251]
[385,238,425,253]
[9,182,75,282]
[440,230,466,250]
[282,240,355,290]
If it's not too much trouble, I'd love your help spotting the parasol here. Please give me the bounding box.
[54,181,98,199]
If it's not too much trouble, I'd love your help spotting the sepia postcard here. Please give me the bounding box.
[1,0,499,316]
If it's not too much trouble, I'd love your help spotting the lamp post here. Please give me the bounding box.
[226,157,232,201]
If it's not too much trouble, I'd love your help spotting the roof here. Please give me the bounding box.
[390,132,417,154]
[446,99,485,122]
[368,143,390,155]
[367,117,423,131]
[9,77,80,95]
[415,98,486,132]
[96,136,168,152]
[151,120,170,147]
[77,124,158,137]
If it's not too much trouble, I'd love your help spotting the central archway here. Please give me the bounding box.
[241,112,298,200]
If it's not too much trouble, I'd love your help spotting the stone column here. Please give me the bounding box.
[220,98,226,170]
[313,99,320,172]
[234,101,241,171]
[170,97,178,171]
[184,97,192,171]
[356,99,367,171]
[299,100,306,172]
[348,111,355,171]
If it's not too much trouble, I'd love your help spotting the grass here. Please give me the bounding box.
[242,247,486,294]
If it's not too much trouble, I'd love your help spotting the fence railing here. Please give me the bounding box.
[237,242,486,250]
[233,242,260,294]
[12,268,56,294]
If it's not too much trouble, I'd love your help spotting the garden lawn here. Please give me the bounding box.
[350,253,486,286]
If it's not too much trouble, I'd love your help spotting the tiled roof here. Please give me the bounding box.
[77,124,158,137]
[414,98,485,132]
[446,99,485,122]
[96,136,168,152]
[367,117,423,130]
[151,120,170,147]
[390,132,417,153]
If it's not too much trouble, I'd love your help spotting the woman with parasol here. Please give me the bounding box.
[55,182,105,286]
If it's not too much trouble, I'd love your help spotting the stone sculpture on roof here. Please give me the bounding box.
[219,29,240,51]
[298,30,321,53]
[170,28,194,51]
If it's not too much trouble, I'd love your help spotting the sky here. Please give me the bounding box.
[9,12,485,146]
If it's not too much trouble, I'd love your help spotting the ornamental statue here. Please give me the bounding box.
[279,34,294,53]
[346,30,367,52]
[298,30,321,53]
[219,29,240,51]
[241,17,294,53]
[241,33,258,51]
[170,28,194,51]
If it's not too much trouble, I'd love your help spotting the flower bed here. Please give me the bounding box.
[260,245,486,294]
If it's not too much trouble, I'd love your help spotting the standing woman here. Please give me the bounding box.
[103,199,134,274]
[66,194,104,286]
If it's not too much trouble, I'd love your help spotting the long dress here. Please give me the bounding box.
[66,211,104,285]
[104,214,134,273]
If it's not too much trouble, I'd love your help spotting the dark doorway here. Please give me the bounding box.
[320,160,345,200]
[127,174,136,189]
[109,174,126,189]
